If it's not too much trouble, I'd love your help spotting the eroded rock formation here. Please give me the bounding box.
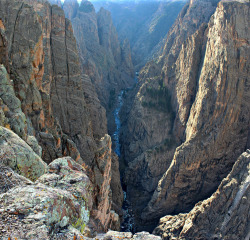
[92,0,186,69]
[0,157,91,239]
[0,0,123,237]
[153,150,250,240]
[121,0,250,231]
[64,1,134,120]
[0,0,249,239]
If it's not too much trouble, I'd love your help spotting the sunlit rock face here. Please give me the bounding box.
[0,0,96,165]
[154,150,250,240]
[0,0,123,237]
[121,0,250,231]
[0,0,249,239]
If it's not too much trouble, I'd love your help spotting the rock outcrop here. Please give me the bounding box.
[154,150,250,240]
[91,135,117,232]
[0,163,33,194]
[121,0,250,231]
[0,157,91,239]
[0,127,47,181]
[0,0,123,236]
[94,230,162,240]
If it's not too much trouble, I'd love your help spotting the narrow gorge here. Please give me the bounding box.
[0,0,249,240]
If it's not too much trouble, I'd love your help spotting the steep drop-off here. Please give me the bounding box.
[93,0,186,70]
[0,0,123,237]
[63,0,134,110]
[121,0,250,232]
[154,150,250,240]
[0,0,249,239]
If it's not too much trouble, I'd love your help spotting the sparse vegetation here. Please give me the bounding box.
[142,79,173,113]
[147,136,176,156]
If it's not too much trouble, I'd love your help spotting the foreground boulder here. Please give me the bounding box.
[0,126,47,181]
[94,231,162,240]
[153,150,250,240]
[0,157,93,239]
[0,184,87,239]
[37,156,93,211]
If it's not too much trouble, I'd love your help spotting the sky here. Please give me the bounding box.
[61,0,82,2]
[60,0,184,3]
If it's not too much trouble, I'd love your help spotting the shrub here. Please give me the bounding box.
[142,80,173,114]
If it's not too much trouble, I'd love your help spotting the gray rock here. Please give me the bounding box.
[121,0,250,231]
[0,163,32,194]
[0,65,28,139]
[0,127,47,181]
[154,150,250,240]
[142,0,250,222]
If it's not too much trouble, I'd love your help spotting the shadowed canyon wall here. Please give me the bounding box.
[121,0,250,232]
[63,0,135,109]
[0,0,249,239]
[92,0,187,70]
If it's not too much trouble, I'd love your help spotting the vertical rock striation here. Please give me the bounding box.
[65,1,135,111]
[0,0,123,235]
[121,0,250,231]
[154,150,250,240]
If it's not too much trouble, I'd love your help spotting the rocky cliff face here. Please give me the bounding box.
[48,0,62,7]
[92,1,186,70]
[0,0,123,237]
[64,1,134,111]
[63,0,79,20]
[121,0,250,231]
[0,0,94,164]
[63,0,126,215]
[154,150,250,240]
[0,0,249,239]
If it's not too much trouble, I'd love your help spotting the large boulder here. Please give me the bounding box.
[37,156,93,212]
[0,183,87,239]
[0,157,94,239]
[0,127,47,181]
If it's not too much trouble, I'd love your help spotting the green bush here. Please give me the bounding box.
[142,80,173,113]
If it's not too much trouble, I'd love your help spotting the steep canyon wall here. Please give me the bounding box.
[121,0,250,232]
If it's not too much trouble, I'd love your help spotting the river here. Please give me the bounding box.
[112,89,135,232]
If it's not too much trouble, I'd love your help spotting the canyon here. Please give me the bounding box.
[0,0,249,239]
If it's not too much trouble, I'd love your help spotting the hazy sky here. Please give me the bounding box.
[61,0,82,2]
[60,0,82,2]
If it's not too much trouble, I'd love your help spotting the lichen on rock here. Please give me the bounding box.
[0,126,47,181]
